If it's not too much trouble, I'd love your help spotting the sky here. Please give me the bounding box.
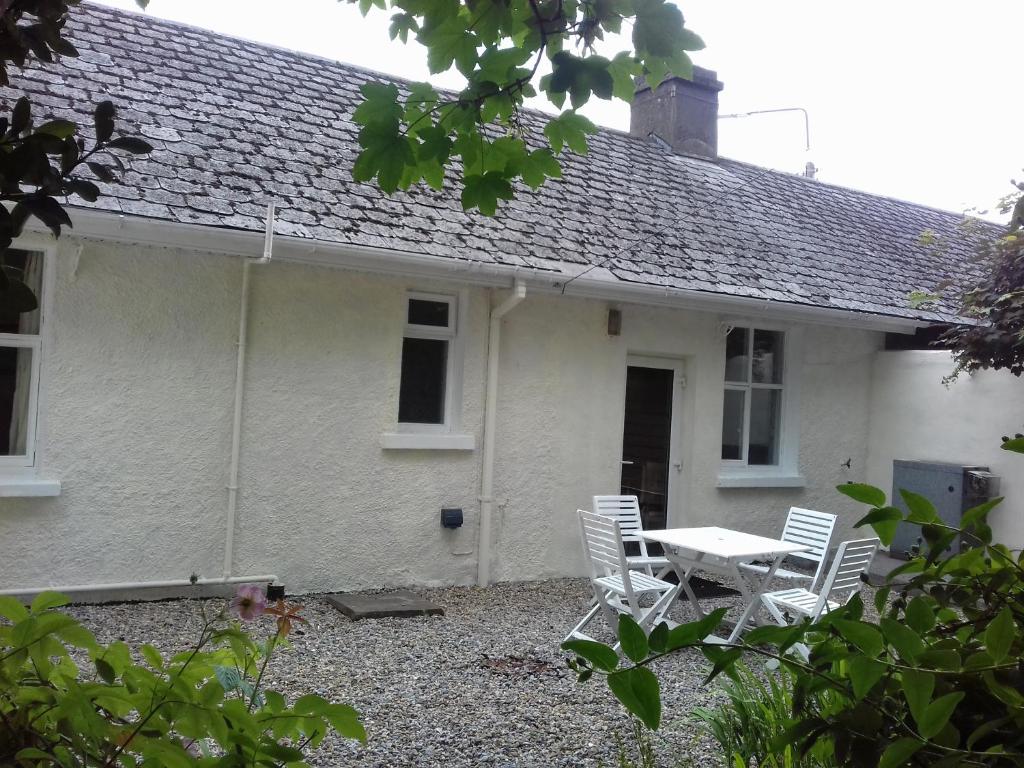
[94,0,1023,217]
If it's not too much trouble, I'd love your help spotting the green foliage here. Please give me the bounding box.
[565,439,1024,767]
[693,663,836,768]
[346,0,703,213]
[0,0,153,319]
[0,592,364,766]
[940,183,1024,377]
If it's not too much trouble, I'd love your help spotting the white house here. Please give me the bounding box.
[0,4,1020,599]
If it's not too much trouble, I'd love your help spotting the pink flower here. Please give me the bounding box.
[230,584,268,621]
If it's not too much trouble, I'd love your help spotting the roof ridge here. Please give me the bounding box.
[719,156,1000,227]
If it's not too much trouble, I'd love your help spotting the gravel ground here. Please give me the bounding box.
[68,578,754,768]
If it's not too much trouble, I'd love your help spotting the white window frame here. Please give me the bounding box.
[0,238,52,471]
[395,290,463,435]
[718,322,804,487]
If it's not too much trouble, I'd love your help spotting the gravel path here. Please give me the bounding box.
[69,579,747,768]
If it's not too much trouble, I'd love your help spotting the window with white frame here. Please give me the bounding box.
[721,326,785,466]
[0,248,44,467]
[397,292,457,428]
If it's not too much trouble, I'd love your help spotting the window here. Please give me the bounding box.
[721,327,785,466]
[398,293,457,427]
[0,248,44,468]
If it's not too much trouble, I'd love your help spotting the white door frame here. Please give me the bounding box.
[622,355,686,528]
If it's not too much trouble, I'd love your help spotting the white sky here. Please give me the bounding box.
[94,0,1023,216]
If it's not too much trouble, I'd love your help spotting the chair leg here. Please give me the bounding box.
[761,596,789,627]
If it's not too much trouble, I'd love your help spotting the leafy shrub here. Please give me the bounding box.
[565,438,1024,768]
[693,662,835,768]
[0,587,364,766]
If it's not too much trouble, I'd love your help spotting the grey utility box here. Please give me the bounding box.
[890,460,1000,559]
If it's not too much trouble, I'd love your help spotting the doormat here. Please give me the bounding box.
[663,572,740,598]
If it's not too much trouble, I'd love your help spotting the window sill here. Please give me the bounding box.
[716,472,806,489]
[380,433,476,451]
[0,473,62,497]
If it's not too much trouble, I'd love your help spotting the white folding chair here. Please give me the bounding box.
[565,510,675,648]
[761,537,880,627]
[592,495,671,577]
[739,507,837,591]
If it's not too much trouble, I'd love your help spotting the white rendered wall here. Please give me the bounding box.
[0,237,884,595]
[867,351,1024,549]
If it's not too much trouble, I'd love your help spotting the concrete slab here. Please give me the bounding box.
[326,590,444,620]
[867,551,914,587]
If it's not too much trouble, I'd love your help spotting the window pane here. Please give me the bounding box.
[407,298,450,328]
[721,388,745,460]
[752,330,784,384]
[724,327,749,383]
[0,345,33,456]
[398,337,448,424]
[748,388,782,465]
[0,250,43,335]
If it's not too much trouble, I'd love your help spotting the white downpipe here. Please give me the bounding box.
[223,203,275,579]
[477,279,527,587]
[0,574,280,598]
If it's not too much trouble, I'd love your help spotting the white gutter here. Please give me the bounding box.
[477,279,527,587]
[0,574,280,598]
[54,208,930,334]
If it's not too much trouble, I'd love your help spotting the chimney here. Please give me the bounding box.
[629,67,724,158]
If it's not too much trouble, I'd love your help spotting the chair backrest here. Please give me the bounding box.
[577,509,627,575]
[813,537,880,617]
[780,507,837,589]
[593,495,654,559]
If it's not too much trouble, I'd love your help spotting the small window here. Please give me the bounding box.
[0,248,44,467]
[398,293,456,427]
[722,327,785,466]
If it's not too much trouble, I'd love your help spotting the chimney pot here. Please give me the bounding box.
[629,67,724,158]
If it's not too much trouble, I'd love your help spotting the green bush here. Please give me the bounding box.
[693,662,836,768]
[0,587,364,766]
[565,438,1024,768]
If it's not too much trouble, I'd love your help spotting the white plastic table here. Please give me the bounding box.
[640,526,810,642]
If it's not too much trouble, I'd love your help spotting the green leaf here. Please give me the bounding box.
[561,639,620,672]
[141,643,163,669]
[520,148,561,189]
[95,657,116,684]
[847,656,886,699]
[879,737,923,768]
[36,119,77,139]
[900,489,939,523]
[607,666,661,729]
[30,592,69,613]
[919,692,965,739]
[985,607,1014,663]
[833,620,884,656]
[0,596,30,622]
[353,81,402,128]
[854,506,903,546]
[460,171,513,215]
[838,482,887,507]
[881,617,925,661]
[543,110,596,155]
[11,97,31,134]
[666,607,728,650]
[618,615,650,663]
[1001,437,1024,453]
[904,596,936,634]
[902,668,934,726]
[648,621,668,654]
[632,0,685,58]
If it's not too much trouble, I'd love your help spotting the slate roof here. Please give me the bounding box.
[1,2,993,323]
